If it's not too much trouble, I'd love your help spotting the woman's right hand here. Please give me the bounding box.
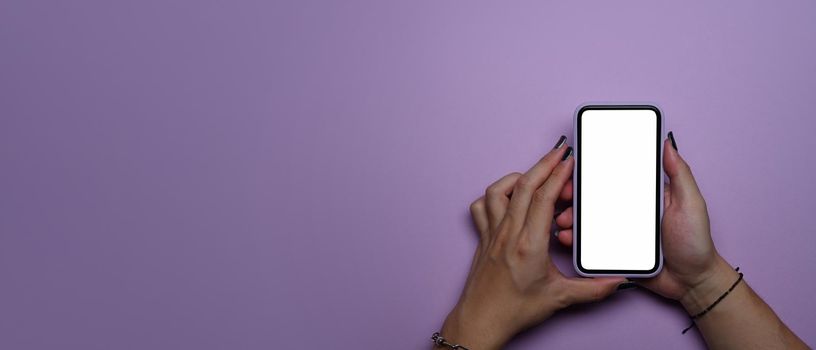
[553,133,737,311]
[553,133,808,349]
[634,135,737,311]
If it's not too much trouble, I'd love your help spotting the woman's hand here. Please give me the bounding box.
[550,133,808,349]
[552,133,734,311]
[639,135,737,309]
[439,139,624,350]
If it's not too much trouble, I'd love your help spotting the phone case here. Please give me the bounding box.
[572,103,664,278]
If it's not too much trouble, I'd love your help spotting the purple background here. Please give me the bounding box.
[2,1,814,349]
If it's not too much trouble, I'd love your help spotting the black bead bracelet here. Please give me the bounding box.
[682,267,743,334]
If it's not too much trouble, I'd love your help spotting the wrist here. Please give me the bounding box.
[438,305,511,350]
[679,256,739,314]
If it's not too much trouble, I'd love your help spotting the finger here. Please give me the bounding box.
[664,133,703,205]
[562,276,626,305]
[505,141,570,228]
[632,271,670,295]
[525,148,574,244]
[555,207,573,229]
[485,172,522,229]
[559,179,573,202]
[555,229,573,247]
[663,182,671,210]
[469,197,489,241]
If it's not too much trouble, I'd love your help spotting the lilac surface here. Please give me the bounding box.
[2,1,815,349]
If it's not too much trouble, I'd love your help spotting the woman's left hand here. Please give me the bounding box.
[439,140,625,350]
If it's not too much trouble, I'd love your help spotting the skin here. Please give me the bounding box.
[438,136,809,350]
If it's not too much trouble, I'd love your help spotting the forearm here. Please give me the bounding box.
[680,258,809,350]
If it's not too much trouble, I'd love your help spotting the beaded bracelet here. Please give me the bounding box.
[431,332,470,350]
[682,267,743,334]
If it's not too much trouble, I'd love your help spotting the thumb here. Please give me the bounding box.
[562,277,625,305]
[663,132,703,204]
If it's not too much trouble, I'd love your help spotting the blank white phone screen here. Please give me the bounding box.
[579,109,658,271]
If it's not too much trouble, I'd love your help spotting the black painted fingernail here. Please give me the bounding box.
[553,230,560,238]
[553,135,567,149]
[561,146,573,161]
[616,282,637,291]
[668,131,678,151]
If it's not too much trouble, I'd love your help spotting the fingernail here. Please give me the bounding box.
[668,131,678,151]
[561,146,573,161]
[553,230,560,238]
[616,282,637,291]
[553,135,567,150]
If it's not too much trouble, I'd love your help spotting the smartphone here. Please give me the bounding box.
[573,104,663,277]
